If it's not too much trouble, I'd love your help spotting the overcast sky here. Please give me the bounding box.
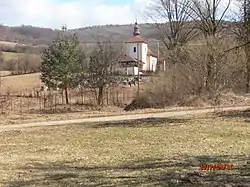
[0,0,153,29]
[0,0,239,29]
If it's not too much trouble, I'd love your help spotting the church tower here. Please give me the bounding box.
[118,21,158,75]
[125,21,148,71]
[133,21,140,36]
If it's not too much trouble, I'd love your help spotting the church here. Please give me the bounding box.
[117,21,158,75]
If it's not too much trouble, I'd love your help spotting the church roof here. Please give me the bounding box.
[118,54,136,62]
[118,54,145,64]
[125,35,146,43]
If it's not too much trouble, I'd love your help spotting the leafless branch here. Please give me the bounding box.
[189,0,232,36]
[146,0,198,50]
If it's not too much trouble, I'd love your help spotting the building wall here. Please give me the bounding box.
[149,56,157,72]
[125,42,148,71]
[141,43,148,71]
[117,67,139,75]
[133,67,139,75]
[125,43,139,60]
[124,42,160,73]
[146,56,150,71]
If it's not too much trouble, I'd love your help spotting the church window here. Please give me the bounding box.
[133,47,136,52]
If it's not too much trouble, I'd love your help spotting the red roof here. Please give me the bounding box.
[118,54,136,62]
[118,54,145,64]
[125,35,147,43]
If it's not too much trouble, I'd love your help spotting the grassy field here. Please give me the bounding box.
[2,52,41,61]
[0,72,142,93]
[0,114,249,186]
[0,41,18,45]
[1,73,42,93]
[0,71,12,76]
[2,52,26,61]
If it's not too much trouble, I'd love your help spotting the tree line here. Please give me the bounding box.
[41,26,120,105]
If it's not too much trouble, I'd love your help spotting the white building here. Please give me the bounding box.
[117,21,158,75]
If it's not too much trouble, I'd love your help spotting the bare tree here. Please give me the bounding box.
[28,54,42,73]
[146,0,197,92]
[4,59,17,74]
[189,0,232,91]
[87,41,120,105]
[148,0,198,49]
[226,0,250,92]
[190,0,232,37]
[20,55,31,74]
[239,0,250,92]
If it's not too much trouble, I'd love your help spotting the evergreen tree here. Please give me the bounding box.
[41,25,83,104]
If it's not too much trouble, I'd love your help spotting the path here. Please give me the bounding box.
[0,105,249,131]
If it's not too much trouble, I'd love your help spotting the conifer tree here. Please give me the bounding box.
[41,25,83,104]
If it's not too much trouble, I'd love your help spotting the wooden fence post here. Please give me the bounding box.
[122,88,125,104]
[106,89,109,105]
[54,94,57,111]
[116,90,119,105]
[10,97,12,111]
[20,97,23,115]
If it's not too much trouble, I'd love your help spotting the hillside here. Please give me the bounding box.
[0,24,157,45]
[0,21,234,57]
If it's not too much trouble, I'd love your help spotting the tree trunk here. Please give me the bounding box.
[171,49,178,93]
[205,37,214,92]
[172,61,176,93]
[246,69,250,93]
[206,56,212,91]
[246,56,250,93]
[97,87,104,105]
[245,41,250,93]
[65,87,69,105]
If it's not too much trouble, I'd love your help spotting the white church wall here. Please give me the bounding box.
[125,42,148,71]
[117,67,139,75]
[126,43,139,60]
[141,43,148,71]
[133,67,139,75]
[149,56,157,72]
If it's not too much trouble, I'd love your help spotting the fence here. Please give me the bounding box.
[0,86,137,115]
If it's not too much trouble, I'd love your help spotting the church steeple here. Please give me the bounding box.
[125,20,145,43]
[133,20,140,36]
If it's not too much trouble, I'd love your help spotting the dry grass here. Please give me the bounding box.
[0,71,11,76]
[0,115,249,186]
[2,52,25,61]
[1,73,42,93]
[0,106,195,125]
[2,52,41,61]
[0,41,18,45]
